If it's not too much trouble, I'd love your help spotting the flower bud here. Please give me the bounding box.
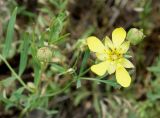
[27,82,36,92]
[67,68,75,74]
[37,47,52,62]
[127,28,145,45]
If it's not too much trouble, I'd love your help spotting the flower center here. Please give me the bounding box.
[108,49,122,61]
[111,54,118,60]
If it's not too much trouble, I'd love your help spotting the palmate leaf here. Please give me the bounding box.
[2,7,17,58]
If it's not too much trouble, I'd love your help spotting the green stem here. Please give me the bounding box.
[0,54,30,91]
[80,77,106,83]
[80,77,118,87]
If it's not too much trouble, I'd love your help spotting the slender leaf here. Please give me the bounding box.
[76,49,90,88]
[2,7,17,58]
[79,49,90,75]
[19,33,30,76]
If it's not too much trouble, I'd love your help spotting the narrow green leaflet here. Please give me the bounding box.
[76,49,90,88]
[79,49,90,75]
[2,7,17,58]
[19,33,30,76]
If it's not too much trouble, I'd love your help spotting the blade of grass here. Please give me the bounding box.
[19,33,30,76]
[2,7,18,58]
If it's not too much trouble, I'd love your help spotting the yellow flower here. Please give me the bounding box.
[86,27,134,87]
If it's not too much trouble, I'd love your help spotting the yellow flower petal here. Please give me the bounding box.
[91,61,109,76]
[121,58,134,68]
[96,53,107,61]
[116,65,131,87]
[104,36,114,49]
[119,41,130,54]
[112,27,126,47]
[108,62,116,74]
[86,36,105,53]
